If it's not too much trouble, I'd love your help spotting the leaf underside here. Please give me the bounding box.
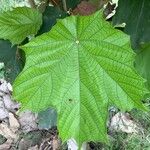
[0,7,42,44]
[13,11,148,146]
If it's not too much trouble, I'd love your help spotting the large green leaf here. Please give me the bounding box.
[0,7,42,44]
[13,11,148,146]
[113,0,150,48]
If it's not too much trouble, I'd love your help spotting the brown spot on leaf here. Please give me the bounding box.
[68,99,73,102]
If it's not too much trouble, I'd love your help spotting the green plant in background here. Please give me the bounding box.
[0,7,42,44]
[113,0,150,49]
[0,0,150,148]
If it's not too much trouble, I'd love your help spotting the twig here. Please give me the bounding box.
[51,0,58,6]
[62,0,67,11]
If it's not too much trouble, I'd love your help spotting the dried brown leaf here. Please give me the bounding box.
[110,112,139,133]
[19,111,38,133]
[73,1,97,16]
[9,113,20,132]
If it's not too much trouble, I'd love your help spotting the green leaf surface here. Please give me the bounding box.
[0,7,42,44]
[113,0,150,48]
[13,11,148,146]
[0,40,24,82]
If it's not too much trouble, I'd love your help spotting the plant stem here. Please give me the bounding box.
[62,0,67,11]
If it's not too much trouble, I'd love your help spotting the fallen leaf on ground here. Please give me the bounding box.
[0,139,12,150]
[18,138,32,150]
[6,82,12,92]
[19,111,38,133]
[0,79,19,120]
[9,112,20,132]
[52,137,61,150]
[0,79,10,94]
[28,145,39,150]
[0,99,9,120]
[0,122,17,139]
[110,112,139,133]
[73,1,97,15]
[3,95,20,112]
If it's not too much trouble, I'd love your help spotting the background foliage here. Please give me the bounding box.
[113,0,150,49]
